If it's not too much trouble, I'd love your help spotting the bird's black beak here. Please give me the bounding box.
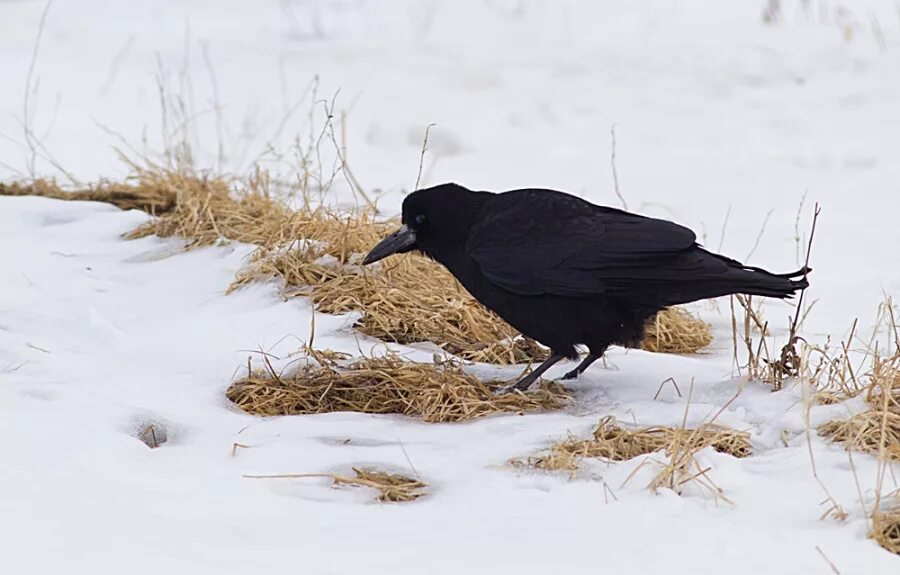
[363,224,417,265]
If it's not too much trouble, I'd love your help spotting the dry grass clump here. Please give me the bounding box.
[125,168,298,247]
[346,468,428,502]
[818,353,900,461]
[246,467,428,502]
[818,412,900,461]
[871,500,900,555]
[0,177,177,214]
[641,307,712,354]
[517,415,752,474]
[226,355,570,423]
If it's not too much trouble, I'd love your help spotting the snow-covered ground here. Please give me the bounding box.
[1,1,899,573]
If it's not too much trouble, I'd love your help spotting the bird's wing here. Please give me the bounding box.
[466,189,703,296]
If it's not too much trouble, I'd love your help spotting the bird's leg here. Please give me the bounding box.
[500,353,566,393]
[561,353,601,380]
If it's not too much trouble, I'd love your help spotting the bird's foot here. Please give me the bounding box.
[558,353,602,381]
[560,368,580,381]
[495,372,541,395]
[495,353,567,395]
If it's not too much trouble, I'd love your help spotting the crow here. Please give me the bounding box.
[363,184,809,391]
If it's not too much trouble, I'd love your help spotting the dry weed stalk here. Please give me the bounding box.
[806,323,869,404]
[226,354,570,423]
[731,204,818,389]
[245,467,427,502]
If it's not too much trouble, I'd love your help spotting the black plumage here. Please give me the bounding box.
[363,183,810,390]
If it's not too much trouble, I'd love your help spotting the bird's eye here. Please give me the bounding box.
[414,214,427,226]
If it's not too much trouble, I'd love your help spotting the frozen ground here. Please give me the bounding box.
[1,1,899,573]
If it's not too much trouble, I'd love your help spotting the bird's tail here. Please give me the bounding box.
[722,265,810,299]
[653,253,811,306]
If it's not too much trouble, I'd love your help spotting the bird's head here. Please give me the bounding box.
[363,183,490,265]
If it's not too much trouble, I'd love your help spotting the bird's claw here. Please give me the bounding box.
[494,378,536,395]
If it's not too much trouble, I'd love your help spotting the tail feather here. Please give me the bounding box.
[650,260,810,307]
[743,265,811,280]
[616,247,811,307]
[719,266,809,299]
[697,248,811,300]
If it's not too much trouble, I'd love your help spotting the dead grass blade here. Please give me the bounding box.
[245,467,428,502]
[226,355,570,423]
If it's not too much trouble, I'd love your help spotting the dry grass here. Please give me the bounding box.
[515,415,752,475]
[245,467,428,502]
[805,301,900,554]
[125,168,305,248]
[641,307,712,354]
[226,354,570,423]
[818,353,900,461]
[0,177,177,214]
[871,500,900,555]
[514,404,751,504]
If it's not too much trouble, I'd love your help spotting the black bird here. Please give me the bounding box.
[363,184,809,391]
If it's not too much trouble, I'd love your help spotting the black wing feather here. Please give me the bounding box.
[466,189,705,296]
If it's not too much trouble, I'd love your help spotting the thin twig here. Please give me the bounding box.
[745,207,774,261]
[610,124,627,210]
[414,123,436,192]
[794,189,808,267]
[802,368,846,520]
[201,41,228,172]
[789,204,820,337]
[396,437,421,479]
[815,545,841,575]
[23,0,53,178]
[718,205,731,252]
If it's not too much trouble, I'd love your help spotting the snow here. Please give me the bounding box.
[1,1,899,573]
